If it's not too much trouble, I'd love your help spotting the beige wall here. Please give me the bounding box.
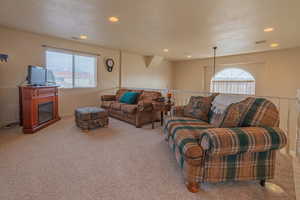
[0,26,173,126]
[173,47,300,98]
[121,52,172,89]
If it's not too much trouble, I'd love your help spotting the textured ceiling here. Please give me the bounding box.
[0,0,299,60]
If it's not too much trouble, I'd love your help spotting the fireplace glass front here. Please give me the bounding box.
[38,102,53,124]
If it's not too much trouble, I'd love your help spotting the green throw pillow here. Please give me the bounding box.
[119,92,140,104]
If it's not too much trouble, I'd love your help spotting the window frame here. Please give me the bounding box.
[210,68,256,95]
[45,48,98,89]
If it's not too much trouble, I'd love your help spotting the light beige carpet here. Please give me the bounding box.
[0,117,296,200]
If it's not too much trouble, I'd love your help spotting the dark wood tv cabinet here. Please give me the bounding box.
[19,85,60,134]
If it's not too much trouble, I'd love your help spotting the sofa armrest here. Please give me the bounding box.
[101,95,116,101]
[199,127,287,156]
[172,106,185,117]
[174,131,204,165]
[152,101,165,111]
[137,101,153,112]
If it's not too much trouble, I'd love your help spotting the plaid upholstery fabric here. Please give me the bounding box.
[75,107,109,130]
[164,116,214,139]
[219,98,254,127]
[203,150,276,182]
[209,97,251,127]
[167,136,205,182]
[240,98,280,127]
[209,97,279,128]
[167,134,277,183]
[183,96,214,122]
[164,96,286,185]
[200,127,287,156]
[164,116,214,162]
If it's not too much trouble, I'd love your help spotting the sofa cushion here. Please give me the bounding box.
[111,102,122,110]
[121,104,137,114]
[164,116,215,139]
[164,116,214,161]
[120,92,140,104]
[183,96,214,122]
[101,100,114,109]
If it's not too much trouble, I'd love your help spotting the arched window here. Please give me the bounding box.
[210,68,255,95]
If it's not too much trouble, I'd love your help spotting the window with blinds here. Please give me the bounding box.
[210,68,255,95]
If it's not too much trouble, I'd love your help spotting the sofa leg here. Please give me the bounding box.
[186,182,200,193]
[260,180,266,187]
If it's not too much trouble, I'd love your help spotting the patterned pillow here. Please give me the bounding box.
[183,95,215,122]
[219,98,253,127]
[209,95,248,127]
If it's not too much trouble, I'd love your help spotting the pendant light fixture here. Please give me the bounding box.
[212,46,217,76]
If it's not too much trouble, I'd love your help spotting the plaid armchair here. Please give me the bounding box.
[164,97,287,192]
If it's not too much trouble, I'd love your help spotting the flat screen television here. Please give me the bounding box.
[27,65,47,86]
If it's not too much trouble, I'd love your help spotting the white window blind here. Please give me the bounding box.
[46,50,97,88]
[210,68,255,95]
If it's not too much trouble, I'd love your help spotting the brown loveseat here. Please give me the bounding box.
[101,88,162,128]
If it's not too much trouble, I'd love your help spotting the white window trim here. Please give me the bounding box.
[210,68,256,95]
[45,48,98,89]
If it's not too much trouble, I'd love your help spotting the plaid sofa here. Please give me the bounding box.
[164,97,287,192]
[101,88,162,128]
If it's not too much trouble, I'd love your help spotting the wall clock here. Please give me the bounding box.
[105,58,114,72]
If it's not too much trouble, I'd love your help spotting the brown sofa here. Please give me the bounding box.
[101,88,162,128]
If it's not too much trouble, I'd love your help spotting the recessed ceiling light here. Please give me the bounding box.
[79,35,88,40]
[264,27,274,32]
[163,49,169,52]
[109,16,119,23]
[187,55,192,58]
[270,43,279,48]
